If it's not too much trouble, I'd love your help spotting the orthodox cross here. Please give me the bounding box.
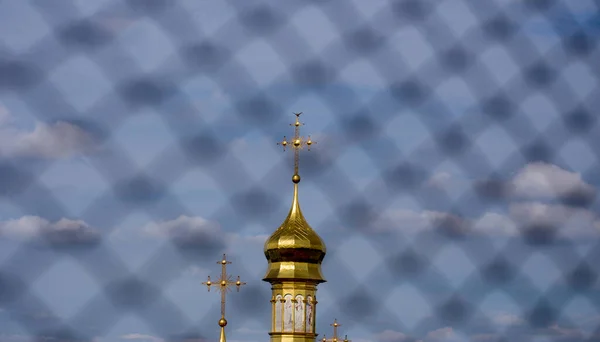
[277,112,316,183]
[322,319,350,342]
[202,254,247,320]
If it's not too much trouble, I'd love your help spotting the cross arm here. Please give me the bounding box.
[226,276,246,292]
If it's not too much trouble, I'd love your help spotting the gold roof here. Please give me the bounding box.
[264,183,326,253]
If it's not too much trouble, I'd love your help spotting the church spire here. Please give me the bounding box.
[264,112,326,281]
[264,112,327,342]
[202,254,246,342]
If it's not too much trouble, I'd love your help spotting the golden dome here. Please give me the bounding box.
[263,182,327,282]
[264,183,326,253]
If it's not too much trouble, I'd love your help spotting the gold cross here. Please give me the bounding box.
[277,112,316,183]
[202,254,247,319]
[321,319,349,342]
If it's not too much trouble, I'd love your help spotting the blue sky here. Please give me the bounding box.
[0,0,600,341]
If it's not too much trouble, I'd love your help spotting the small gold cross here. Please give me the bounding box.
[322,319,350,342]
[202,254,246,319]
[277,112,316,183]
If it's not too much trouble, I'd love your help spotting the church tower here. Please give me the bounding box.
[263,113,327,342]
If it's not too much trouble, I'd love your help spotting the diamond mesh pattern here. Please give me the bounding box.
[1,0,599,341]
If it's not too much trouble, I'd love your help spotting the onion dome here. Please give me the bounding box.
[263,181,326,282]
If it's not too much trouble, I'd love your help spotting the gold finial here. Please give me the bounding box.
[322,319,350,342]
[331,318,341,342]
[277,112,317,184]
[202,254,246,342]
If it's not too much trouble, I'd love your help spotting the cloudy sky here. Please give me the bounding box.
[1,0,600,341]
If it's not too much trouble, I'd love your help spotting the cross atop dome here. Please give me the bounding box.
[277,112,316,184]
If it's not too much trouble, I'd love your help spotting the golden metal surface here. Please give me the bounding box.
[219,326,227,342]
[263,261,326,281]
[264,183,326,254]
[202,254,246,342]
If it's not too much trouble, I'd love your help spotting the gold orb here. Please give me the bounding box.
[206,281,211,286]
[221,280,226,286]
[294,139,301,146]
[292,174,301,183]
[282,141,287,146]
[219,318,227,327]
[307,140,312,145]
[295,121,300,126]
[236,280,241,286]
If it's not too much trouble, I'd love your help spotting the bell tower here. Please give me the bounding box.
[263,113,326,342]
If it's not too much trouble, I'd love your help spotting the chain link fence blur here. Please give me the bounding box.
[1,0,599,341]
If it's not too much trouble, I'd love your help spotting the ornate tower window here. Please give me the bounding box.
[283,294,294,332]
[294,294,305,332]
[274,295,283,332]
[306,295,314,333]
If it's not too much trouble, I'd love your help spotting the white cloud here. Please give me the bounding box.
[476,162,596,205]
[423,327,459,342]
[183,265,210,277]
[377,201,600,238]
[426,172,453,189]
[547,323,585,339]
[376,209,468,235]
[0,215,100,245]
[141,215,226,249]
[346,338,373,342]
[375,329,411,342]
[375,162,600,238]
[469,334,499,342]
[491,312,524,326]
[0,335,40,342]
[97,15,137,33]
[368,319,578,342]
[472,212,518,236]
[0,106,95,159]
[142,215,219,238]
[510,162,595,200]
[0,105,10,126]
[231,233,268,245]
[140,215,267,250]
[120,333,164,342]
[508,202,600,237]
